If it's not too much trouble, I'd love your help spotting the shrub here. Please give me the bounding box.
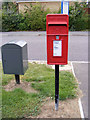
[2,12,24,32]
[2,2,88,32]
[69,2,88,31]
[2,2,25,32]
[2,3,50,31]
[23,3,50,31]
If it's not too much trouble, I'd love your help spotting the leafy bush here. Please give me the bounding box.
[2,13,24,32]
[69,2,88,31]
[23,3,50,31]
[2,2,88,32]
[2,3,50,31]
[2,2,25,32]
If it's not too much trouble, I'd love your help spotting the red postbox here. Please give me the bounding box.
[46,14,69,65]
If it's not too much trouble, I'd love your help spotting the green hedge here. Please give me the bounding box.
[2,2,88,32]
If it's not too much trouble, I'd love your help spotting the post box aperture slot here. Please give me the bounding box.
[48,22,67,35]
[53,40,62,57]
[48,24,67,26]
[48,22,67,25]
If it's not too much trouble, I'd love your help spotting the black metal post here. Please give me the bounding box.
[55,65,59,111]
[15,74,20,84]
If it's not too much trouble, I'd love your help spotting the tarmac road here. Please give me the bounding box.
[0,31,88,118]
[73,62,88,118]
[0,31,88,61]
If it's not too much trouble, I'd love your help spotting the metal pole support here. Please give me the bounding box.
[15,74,20,84]
[55,65,59,111]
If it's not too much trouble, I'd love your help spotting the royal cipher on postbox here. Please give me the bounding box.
[46,14,69,65]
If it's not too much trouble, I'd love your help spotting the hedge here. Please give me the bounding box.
[2,2,88,32]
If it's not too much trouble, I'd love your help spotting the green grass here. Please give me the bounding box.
[2,74,15,86]
[1,63,14,86]
[21,63,78,100]
[2,89,43,118]
[31,70,77,100]
[22,63,54,82]
[1,62,78,118]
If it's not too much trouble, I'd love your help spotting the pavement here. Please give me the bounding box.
[0,31,88,118]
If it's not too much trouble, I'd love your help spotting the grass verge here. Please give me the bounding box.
[2,62,78,118]
[2,88,43,118]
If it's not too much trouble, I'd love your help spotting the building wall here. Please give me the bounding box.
[18,1,82,13]
[18,2,60,13]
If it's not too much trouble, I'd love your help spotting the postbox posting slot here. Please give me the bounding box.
[47,22,68,35]
[48,22,67,26]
